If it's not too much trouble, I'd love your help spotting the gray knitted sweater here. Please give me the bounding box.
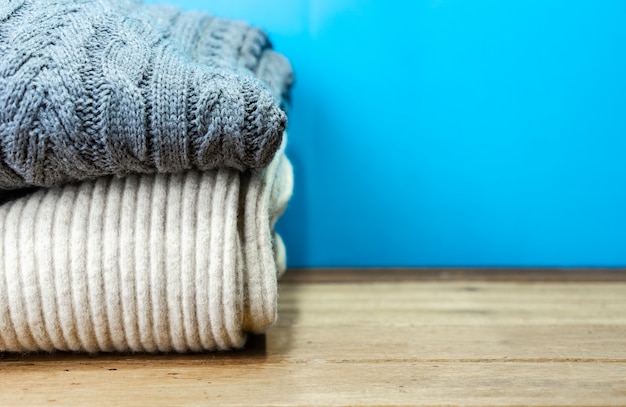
[140,3,294,107]
[0,0,293,189]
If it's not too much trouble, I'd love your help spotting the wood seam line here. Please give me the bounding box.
[280,268,626,283]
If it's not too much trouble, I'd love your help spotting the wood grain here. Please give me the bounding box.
[1,278,626,406]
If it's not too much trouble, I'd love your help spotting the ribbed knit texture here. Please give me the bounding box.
[0,0,287,190]
[137,3,294,106]
[0,137,293,353]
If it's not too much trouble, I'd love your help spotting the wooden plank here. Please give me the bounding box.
[1,361,625,406]
[281,268,626,282]
[1,281,625,406]
[276,282,626,326]
[265,325,626,361]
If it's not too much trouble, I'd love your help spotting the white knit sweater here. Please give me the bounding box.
[0,140,293,353]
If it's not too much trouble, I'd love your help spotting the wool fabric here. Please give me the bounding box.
[0,0,286,190]
[139,3,294,106]
[0,136,293,353]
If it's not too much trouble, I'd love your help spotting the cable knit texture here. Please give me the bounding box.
[0,0,287,189]
[139,3,294,106]
[0,138,293,352]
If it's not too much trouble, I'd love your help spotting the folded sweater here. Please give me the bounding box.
[0,137,293,353]
[0,0,290,189]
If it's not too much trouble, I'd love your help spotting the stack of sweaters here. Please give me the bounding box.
[0,0,294,352]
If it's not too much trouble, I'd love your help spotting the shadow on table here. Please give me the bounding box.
[0,333,270,366]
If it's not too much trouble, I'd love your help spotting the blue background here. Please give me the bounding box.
[147,0,626,267]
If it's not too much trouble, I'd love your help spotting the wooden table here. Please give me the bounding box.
[1,269,625,406]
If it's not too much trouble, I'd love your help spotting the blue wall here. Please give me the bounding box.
[147,0,626,267]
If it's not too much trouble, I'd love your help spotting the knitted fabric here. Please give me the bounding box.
[0,0,286,190]
[0,137,293,353]
[139,3,294,106]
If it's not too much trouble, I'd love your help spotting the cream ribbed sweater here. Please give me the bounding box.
[0,140,292,353]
